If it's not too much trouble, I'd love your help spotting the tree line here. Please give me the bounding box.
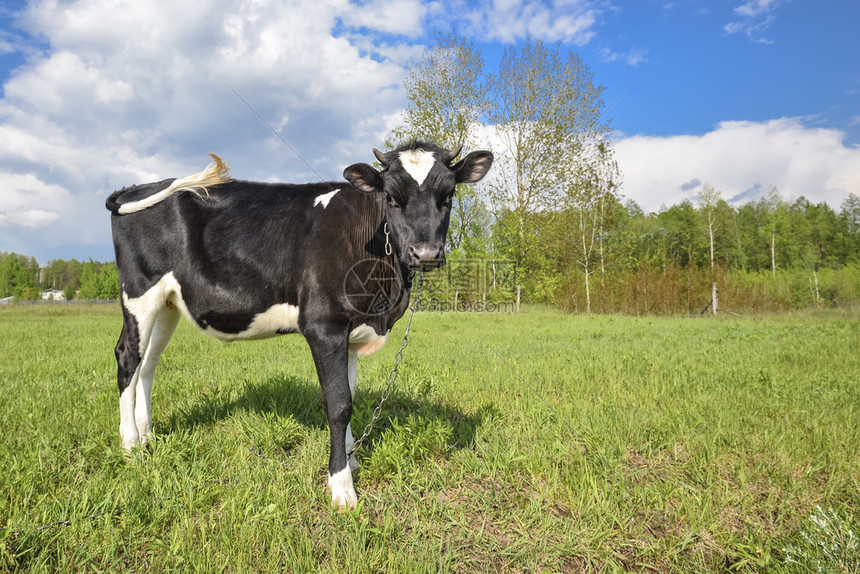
[2,189,858,311]
[527,189,860,313]
[0,253,119,301]
[388,31,860,313]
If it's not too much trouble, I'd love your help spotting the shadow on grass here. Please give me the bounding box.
[161,374,494,453]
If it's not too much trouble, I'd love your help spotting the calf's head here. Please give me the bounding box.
[344,141,493,269]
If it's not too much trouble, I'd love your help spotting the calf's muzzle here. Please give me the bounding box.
[408,242,444,269]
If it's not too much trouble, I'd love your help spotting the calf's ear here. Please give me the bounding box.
[344,163,384,193]
[452,151,494,184]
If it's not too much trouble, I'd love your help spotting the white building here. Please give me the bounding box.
[41,289,66,301]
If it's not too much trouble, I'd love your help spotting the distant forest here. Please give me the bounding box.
[433,188,860,315]
[0,255,118,301]
[496,189,860,314]
[2,189,859,313]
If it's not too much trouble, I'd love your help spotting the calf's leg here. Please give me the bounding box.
[134,306,180,443]
[116,290,171,451]
[305,325,356,508]
[346,351,359,471]
[115,304,143,451]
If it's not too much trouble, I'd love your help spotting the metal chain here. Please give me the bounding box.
[348,269,425,457]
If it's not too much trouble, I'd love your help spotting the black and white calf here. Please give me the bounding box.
[106,141,493,507]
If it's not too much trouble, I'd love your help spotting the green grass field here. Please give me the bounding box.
[1,304,859,573]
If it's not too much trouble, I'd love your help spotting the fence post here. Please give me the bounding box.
[712,282,718,316]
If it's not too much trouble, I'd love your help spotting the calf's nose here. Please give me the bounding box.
[409,242,443,267]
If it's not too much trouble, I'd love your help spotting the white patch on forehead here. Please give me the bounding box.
[313,189,340,209]
[398,149,436,186]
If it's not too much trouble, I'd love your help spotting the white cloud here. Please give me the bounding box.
[600,46,647,67]
[341,0,431,36]
[5,50,134,110]
[0,172,70,229]
[12,209,60,229]
[733,0,781,18]
[457,0,604,45]
[724,0,786,43]
[613,117,860,212]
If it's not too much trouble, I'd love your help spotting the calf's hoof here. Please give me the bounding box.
[329,467,358,509]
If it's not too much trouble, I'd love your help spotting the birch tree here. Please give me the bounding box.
[484,40,607,267]
[761,186,788,274]
[698,182,721,269]
[841,193,860,263]
[562,141,620,313]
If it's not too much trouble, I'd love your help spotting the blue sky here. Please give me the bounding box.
[0,0,858,264]
[577,2,859,142]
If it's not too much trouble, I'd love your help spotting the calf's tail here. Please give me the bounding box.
[106,153,231,215]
